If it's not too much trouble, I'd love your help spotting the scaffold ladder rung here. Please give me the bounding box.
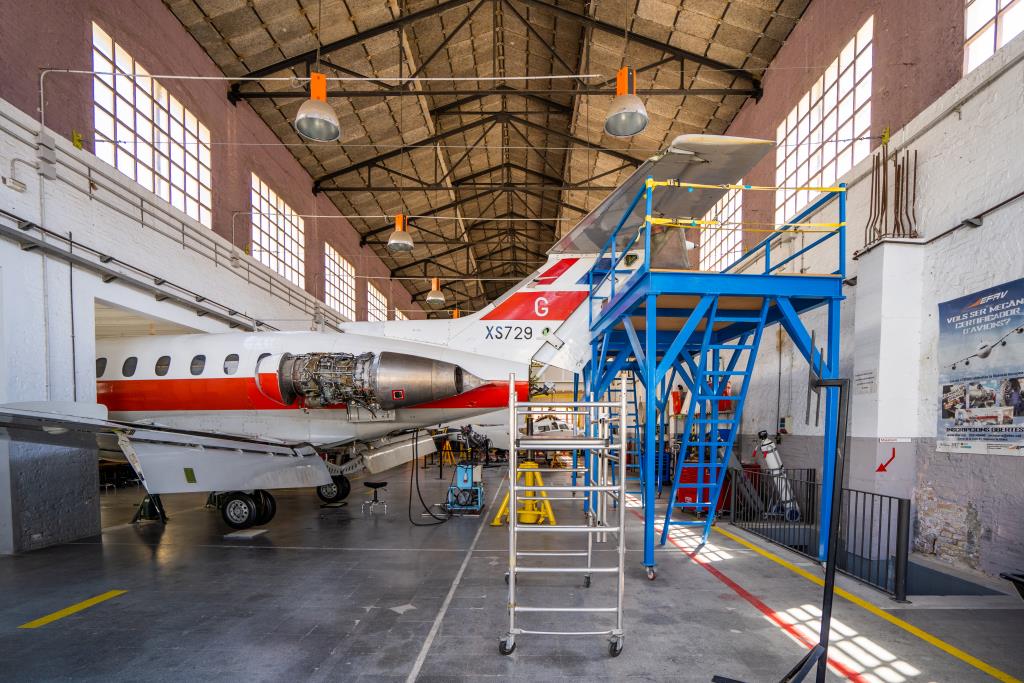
[662,297,772,548]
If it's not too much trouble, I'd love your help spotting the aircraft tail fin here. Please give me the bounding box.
[445,254,598,370]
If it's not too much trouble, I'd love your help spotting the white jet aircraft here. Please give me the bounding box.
[2,134,771,530]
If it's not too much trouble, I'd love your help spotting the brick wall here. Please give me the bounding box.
[0,0,421,320]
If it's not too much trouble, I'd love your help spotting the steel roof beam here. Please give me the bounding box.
[358,188,502,244]
[229,0,478,83]
[232,86,757,100]
[320,184,616,191]
[314,115,499,188]
[513,0,762,91]
[429,85,575,116]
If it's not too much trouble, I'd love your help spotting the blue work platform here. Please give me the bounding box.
[581,178,847,579]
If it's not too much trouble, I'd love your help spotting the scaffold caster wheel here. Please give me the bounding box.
[646,566,657,581]
[583,575,591,588]
[609,638,624,657]
[499,637,516,655]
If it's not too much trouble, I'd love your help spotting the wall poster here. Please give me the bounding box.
[937,277,1024,455]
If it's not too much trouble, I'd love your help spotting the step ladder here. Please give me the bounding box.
[608,372,642,503]
[501,374,627,658]
[661,299,770,546]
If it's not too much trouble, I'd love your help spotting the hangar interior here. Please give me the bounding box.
[1,0,1023,681]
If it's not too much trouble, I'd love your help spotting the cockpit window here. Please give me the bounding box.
[190,355,206,376]
[223,354,239,375]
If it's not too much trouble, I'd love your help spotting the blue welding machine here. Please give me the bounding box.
[447,463,484,513]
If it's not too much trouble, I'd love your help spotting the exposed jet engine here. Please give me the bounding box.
[257,351,484,411]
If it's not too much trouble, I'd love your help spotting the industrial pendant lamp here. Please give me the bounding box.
[425,277,446,307]
[387,213,414,252]
[295,71,340,142]
[604,67,648,137]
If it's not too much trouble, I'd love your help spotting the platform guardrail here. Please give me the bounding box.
[730,468,910,600]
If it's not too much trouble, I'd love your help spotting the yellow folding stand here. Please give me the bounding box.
[489,461,556,526]
[440,441,459,466]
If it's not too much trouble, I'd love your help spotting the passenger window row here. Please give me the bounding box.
[95,353,249,378]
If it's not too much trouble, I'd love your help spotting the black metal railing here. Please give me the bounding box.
[729,468,910,600]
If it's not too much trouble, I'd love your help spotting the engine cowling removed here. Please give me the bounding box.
[257,351,484,411]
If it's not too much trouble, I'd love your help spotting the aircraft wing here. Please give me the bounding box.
[550,134,774,255]
[0,404,331,494]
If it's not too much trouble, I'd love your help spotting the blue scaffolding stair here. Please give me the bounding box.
[660,299,770,546]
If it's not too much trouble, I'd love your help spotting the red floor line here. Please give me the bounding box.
[630,508,866,682]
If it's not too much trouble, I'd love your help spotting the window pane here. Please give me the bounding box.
[967,0,997,37]
[223,354,240,375]
[92,22,212,229]
[966,25,996,71]
[190,355,206,376]
[367,282,388,322]
[1001,0,1024,45]
[96,357,107,377]
[699,183,743,272]
[250,173,305,288]
[155,355,171,376]
[122,357,138,377]
[324,242,356,319]
[93,23,113,58]
[774,17,872,224]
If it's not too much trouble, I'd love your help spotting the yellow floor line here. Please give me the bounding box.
[713,526,1021,683]
[18,590,127,629]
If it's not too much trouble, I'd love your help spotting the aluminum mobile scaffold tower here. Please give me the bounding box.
[500,374,627,657]
[584,177,847,580]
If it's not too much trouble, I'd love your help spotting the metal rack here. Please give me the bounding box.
[500,374,627,657]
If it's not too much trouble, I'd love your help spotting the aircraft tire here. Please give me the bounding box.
[317,474,351,503]
[221,492,258,529]
[254,490,277,525]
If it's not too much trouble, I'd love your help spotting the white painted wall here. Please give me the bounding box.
[734,35,1024,575]
[740,34,1024,444]
[0,99,343,406]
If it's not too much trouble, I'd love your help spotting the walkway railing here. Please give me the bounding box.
[587,180,847,329]
[730,468,910,600]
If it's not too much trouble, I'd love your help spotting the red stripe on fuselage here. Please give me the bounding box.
[96,377,525,412]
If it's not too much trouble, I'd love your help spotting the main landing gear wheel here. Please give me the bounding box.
[317,474,351,503]
[646,566,657,581]
[221,492,258,529]
[609,638,624,657]
[499,637,516,655]
[253,490,277,525]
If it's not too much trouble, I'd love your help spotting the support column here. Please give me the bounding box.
[0,426,100,554]
[818,297,842,561]
[643,294,658,570]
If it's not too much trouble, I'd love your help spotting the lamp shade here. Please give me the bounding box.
[425,277,446,307]
[604,67,648,137]
[387,213,414,252]
[295,72,340,142]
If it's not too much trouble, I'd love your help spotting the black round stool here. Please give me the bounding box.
[362,481,388,515]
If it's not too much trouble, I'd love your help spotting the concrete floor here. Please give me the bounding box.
[0,463,1021,682]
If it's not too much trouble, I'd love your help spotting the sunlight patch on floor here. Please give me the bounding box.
[654,522,735,562]
[773,603,922,683]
